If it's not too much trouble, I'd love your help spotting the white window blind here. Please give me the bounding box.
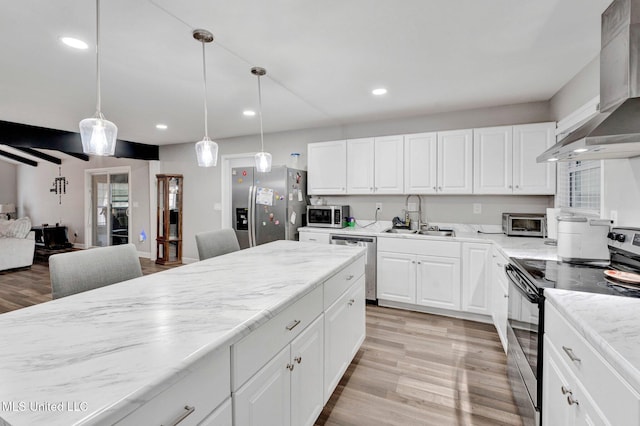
[556,160,601,215]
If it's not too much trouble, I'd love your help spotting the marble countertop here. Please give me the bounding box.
[299,222,557,261]
[0,241,365,426]
[544,289,640,393]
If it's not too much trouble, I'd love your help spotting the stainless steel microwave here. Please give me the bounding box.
[307,205,350,228]
[502,213,546,237]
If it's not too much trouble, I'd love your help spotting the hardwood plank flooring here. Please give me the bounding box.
[0,257,173,314]
[316,306,522,426]
[1,261,522,425]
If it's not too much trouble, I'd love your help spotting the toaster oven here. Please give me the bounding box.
[307,205,350,228]
[502,213,546,237]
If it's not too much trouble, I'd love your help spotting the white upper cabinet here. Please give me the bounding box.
[307,140,347,195]
[473,126,513,194]
[513,122,556,194]
[346,138,375,194]
[437,129,473,194]
[373,135,404,194]
[404,132,437,194]
[474,122,556,195]
[346,136,403,194]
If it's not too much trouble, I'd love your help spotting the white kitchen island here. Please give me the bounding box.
[0,240,366,426]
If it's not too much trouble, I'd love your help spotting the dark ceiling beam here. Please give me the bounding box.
[61,151,89,162]
[11,146,62,164]
[0,149,38,167]
[0,120,159,161]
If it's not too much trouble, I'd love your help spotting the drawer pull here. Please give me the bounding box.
[348,299,355,306]
[285,319,301,331]
[346,274,354,281]
[567,395,579,406]
[562,346,581,363]
[561,386,572,395]
[294,356,302,364]
[286,363,295,371]
[163,405,195,426]
[503,294,508,298]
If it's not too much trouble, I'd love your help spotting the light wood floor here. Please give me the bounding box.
[1,262,522,425]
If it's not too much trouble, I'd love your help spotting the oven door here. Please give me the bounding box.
[505,264,542,426]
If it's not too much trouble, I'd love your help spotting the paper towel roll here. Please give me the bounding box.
[546,208,561,240]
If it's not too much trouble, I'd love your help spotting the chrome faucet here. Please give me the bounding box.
[405,194,423,230]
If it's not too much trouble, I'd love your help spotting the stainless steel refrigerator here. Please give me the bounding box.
[232,166,307,249]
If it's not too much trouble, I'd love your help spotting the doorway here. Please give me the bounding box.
[85,167,132,248]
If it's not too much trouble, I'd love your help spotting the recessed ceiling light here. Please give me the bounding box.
[155,124,168,130]
[573,148,588,153]
[243,110,256,117]
[372,88,387,96]
[547,158,559,162]
[60,36,89,50]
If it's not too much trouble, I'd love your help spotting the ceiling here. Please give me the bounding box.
[0,0,613,149]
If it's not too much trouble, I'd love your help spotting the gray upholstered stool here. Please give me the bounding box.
[195,228,240,261]
[49,244,143,299]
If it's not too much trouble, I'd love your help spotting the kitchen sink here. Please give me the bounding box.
[385,228,417,234]
[417,230,455,237]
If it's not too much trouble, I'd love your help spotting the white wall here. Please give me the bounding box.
[0,162,17,207]
[160,100,552,261]
[549,55,599,121]
[16,156,152,254]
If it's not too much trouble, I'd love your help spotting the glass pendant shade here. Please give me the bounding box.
[195,137,219,167]
[79,115,117,156]
[255,151,272,173]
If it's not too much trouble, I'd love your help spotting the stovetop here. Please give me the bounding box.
[510,226,640,298]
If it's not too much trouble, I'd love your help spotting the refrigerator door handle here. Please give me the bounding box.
[248,185,255,247]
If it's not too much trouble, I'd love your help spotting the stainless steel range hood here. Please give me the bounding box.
[538,0,640,162]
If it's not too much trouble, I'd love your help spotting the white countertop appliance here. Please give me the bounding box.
[502,213,546,237]
[557,216,612,262]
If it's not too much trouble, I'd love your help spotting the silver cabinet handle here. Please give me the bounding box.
[504,294,508,298]
[348,298,355,306]
[433,186,436,190]
[438,186,442,190]
[515,185,520,189]
[417,261,421,264]
[508,185,512,188]
[163,405,195,426]
[567,395,579,406]
[346,274,354,281]
[294,356,302,364]
[286,319,301,331]
[286,363,295,371]
[562,346,581,363]
[411,260,416,264]
[561,386,572,395]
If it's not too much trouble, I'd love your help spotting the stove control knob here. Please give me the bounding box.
[616,234,626,243]
[608,232,616,240]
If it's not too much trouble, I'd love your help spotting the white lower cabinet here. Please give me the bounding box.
[491,248,509,353]
[377,251,416,304]
[234,315,324,426]
[298,231,330,244]
[324,276,366,404]
[461,242,492,315]
[199,398,232,426]
[416,255,461,310]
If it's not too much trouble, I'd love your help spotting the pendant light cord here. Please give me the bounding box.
[201,40,209,139]
[95,0,102,118]
[257,74,264,152]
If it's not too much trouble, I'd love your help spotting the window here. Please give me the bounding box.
[556,160,601,215]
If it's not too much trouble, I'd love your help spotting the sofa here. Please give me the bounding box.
[0,217,35,271]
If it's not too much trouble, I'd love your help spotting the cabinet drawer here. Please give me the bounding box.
[299,232,330,244]
[324,255,365,308]
[232,285,322,390]
[116,347,230,426]
[378,237,460,257]
[545,303,640,425]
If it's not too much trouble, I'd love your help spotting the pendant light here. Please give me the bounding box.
[79,0,117,156]
[193,29,218,167]
[252,67,272,173]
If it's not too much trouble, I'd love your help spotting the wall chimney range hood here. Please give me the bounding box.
[538,0,640,162]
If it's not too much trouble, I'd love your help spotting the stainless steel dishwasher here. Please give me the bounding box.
[329,234,377,303]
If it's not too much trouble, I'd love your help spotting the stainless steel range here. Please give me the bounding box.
[505,227,640,426]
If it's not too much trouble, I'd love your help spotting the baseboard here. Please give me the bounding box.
[73,243,86,249]
[377,299,492,324]
[137,251,151,259]
[182,257,198,264]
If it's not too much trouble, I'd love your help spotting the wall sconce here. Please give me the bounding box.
[50,167,69,205]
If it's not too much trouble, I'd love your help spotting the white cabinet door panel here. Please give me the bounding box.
[374,135,404,194]
[437,129,473,194]
[473,126,513,194]
[513,122,556,194]
[377,251,416,304]
[404,132,437,194]
[291,316,324,426]
[346,138,375,194]
[307,140,347,194]
[416,255,461,310]
[199,398,232,426]
[462,243,492,315]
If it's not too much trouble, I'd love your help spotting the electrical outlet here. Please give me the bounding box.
[473,203,482,214]
[610,210,618,225]
[376,202,382,211]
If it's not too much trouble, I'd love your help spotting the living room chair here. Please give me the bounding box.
[49,244,143,299]
[195,228,241,261]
